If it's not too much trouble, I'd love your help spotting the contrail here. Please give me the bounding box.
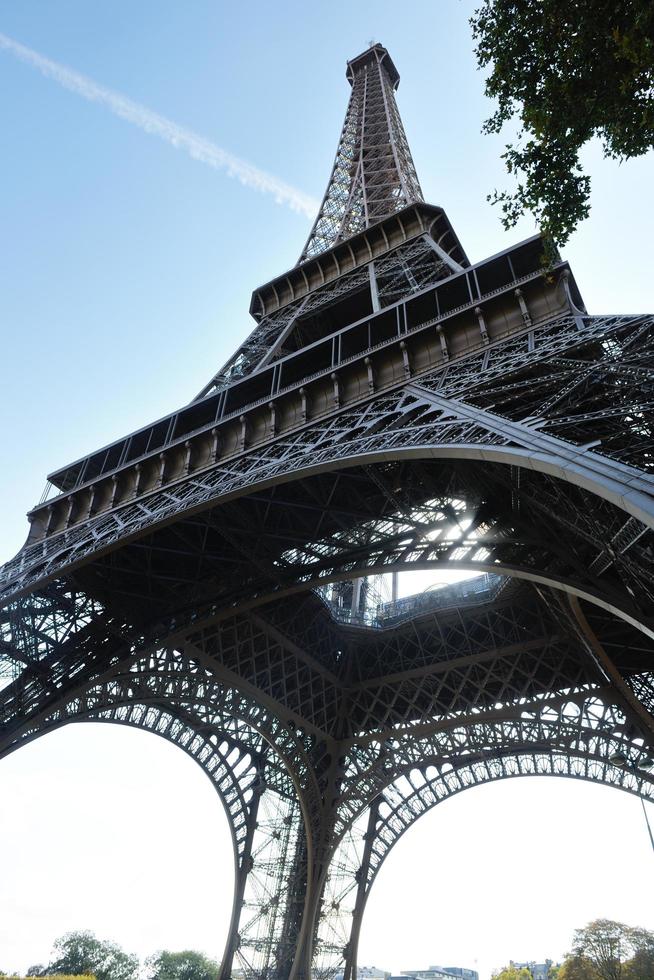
[0,31,319,218]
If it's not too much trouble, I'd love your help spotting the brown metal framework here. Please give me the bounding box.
[1,42,654,980]
[299,45,423,261]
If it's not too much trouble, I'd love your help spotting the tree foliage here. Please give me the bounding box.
[558,955,601,980]
[471,0,654,251]
[491,967,534,980]
[569,919,654,980]
[623,943,654,979]
[45,931,138,980]
[145,950,220,980]
[6,933,222,980]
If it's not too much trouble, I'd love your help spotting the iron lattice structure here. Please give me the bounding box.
[2,42,654,980]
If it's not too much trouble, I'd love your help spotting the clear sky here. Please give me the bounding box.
[0,2,652,978]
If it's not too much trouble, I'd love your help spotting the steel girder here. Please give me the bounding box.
[0,632,323,980]
[197,222,457,396]
[2,40,654,980]
[2,610,652,980]
[2,310,654,979]
[300,44,423,262]
[200,42,452,394]
[2,313,653,613]
[317,731,654,980]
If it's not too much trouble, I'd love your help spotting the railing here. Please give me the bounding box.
[39,481,57,505]
[45,235,557,497]
[319,573,505,629]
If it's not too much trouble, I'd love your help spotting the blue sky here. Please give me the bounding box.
[0,2,653,977]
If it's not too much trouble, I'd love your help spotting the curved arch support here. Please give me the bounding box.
[334,685,654,834]
[306,672,654,980]
[3,439,652,609]
[191,558,654,643]
[1,309,653,980]
[0,628,327,980]
[3,312,654,608]
[316,745,654,980]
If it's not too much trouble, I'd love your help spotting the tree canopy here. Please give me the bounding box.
[44,931,138,980]
[8,919,653,980]
[557,918,654,980]
[470,0,654,251]
[145,950,220,980]
[558,955,602,980]
[0,975,95,980]
[3,933,221,980]
[491,967,534,980]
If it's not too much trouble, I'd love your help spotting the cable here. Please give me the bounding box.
[641,797,654,854]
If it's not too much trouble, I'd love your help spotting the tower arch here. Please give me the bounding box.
[1,40,653,980]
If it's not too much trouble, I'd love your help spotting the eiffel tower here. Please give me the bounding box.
[2,42,654,980]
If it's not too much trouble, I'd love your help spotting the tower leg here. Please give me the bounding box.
[219,777,263,980]
[227,782,309,980]
[341,801,379,980]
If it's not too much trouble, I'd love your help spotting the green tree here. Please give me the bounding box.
[145,950,219,980]
[491,967,533,980]
[46,931,138,980]
[470,0,654,253]
[570,919,654,980]
[623,934,654,979]
[558,955,601,980]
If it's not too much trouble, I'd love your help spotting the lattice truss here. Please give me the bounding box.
[3,311,653,614]
[1,581,654,980]
[0,612,330,975]
[300,44,423,261]
[2,38,654,980]
[198,41,435,398]
[308,694,654,976]
[199,257,374,393]
[3,594,653,980]
[198,234,452,397]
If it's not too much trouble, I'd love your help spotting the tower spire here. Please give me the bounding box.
[299,43,424,262]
